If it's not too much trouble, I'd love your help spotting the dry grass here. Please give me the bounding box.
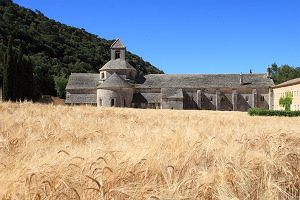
[0,101,299,200]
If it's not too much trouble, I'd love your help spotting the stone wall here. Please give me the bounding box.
[65,86,272,111]
[179,88,271,111]
[162,98,183,110]
[97,88,133,107]
[100,70,136,83]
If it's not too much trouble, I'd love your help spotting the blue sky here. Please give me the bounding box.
[13,0,300,74]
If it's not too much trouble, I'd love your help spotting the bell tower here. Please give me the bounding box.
[111,38,126,60]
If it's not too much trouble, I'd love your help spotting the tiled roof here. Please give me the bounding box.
[111,38,125,48]
[273,77,300,88]
[98,73,133,89]
[65,94,96,104]
[136,73,275,89]
[100,59,135,70]
[132,93,161,103]
[66,73,99,90]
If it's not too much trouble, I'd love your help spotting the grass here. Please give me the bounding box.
[0,101,299,199]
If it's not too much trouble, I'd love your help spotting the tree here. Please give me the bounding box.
[270,63,300,85]
[2,36,40,101]
[16,44,25,100]
[53,73,68,98]
[23,56,34,100]
[279,92,293,111]
[2,36,14,101]
[0,42,4,87]
[0,0,13,6]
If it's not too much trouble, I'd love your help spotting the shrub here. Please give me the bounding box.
[247,107,261,116]
[248,108,300,117]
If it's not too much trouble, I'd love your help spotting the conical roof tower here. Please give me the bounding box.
[99,38,137,82]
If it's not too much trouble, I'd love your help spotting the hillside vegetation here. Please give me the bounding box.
[0,102,299,199]
[0,0,163,96]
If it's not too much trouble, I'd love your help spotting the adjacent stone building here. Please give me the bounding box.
[66,38,275,111]
[273,77,300,111]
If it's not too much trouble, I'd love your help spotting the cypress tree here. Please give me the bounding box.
[0,42,4,91]
[23,56,34,100]
[2,36,40,102]
[10,47,18,101]
[2,36,13,101]
[16,44,24,101]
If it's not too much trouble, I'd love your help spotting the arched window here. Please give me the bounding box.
[123,99,126,107]
[210,96,213,101]
[110,98,115,107]
[245,96,249,102]
[101,72,105,79]
[221,96,225,102]
[115,50,120,59]
[110,99,115,107]
[99,98,102,107]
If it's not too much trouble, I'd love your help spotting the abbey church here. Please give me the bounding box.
[66,38,275,111]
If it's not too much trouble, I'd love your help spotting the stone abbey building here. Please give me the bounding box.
[66,38,275,111]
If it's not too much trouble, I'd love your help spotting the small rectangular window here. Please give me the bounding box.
[99,98,102,107]
[115,50,120,59]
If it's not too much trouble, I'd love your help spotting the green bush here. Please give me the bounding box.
[279,92,293,111]
[247,108,261,116]
[247,108,300,117]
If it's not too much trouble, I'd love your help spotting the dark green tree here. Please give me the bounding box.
[23,56,34,100]
[0,42,4,88]
[16,44,25,100]
[2,36,40,101]
[270,63,300,85]
[2,36,14,101]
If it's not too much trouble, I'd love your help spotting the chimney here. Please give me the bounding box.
[266,66,271,79]
[240,72,243,85]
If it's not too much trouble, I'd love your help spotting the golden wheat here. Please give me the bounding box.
[0,101,299,199]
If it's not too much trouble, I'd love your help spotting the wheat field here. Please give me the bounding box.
[0,101,299,200]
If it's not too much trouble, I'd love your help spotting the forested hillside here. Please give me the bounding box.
[0,0,163,97]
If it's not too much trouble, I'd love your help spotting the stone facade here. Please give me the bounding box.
[65,38,275,111]
[273,78,300,111]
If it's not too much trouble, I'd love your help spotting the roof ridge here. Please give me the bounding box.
[145,73,267,76]
[273,77,300,88]
[111,38,125,48]
[98,73,133,89]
